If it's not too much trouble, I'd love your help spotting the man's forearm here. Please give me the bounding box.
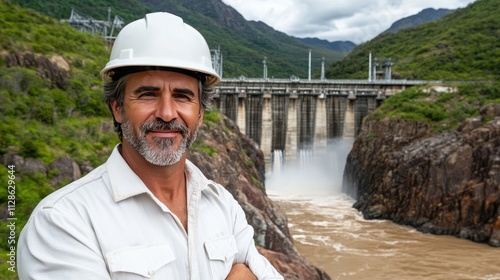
[226,263,257,280]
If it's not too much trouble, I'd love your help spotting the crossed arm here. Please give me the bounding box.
[226,264,257,280]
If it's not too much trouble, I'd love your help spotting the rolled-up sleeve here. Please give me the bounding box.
[229,195,284,280]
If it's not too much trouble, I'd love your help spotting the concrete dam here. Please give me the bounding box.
[213,78,434,170]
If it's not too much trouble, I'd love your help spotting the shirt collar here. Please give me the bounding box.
[106,145,218,203]
[106,145,149,202]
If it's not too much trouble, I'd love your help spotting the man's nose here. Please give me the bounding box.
[155,92,179,122]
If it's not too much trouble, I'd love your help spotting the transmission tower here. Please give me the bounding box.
[368,53,395,81]
[211,46,223,78]
[61,7,124,40]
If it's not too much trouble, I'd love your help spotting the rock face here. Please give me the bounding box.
[1,51,69,89]
[189,114,331,279]
[1,154,48,175]
[344,103,500,247]
[0,154,82,187]
[48,156,82,186]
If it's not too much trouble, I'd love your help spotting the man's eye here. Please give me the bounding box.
[139,92,155,98]
[175,94,191,100]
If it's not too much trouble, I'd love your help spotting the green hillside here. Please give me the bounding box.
[10,0,344,79]
[0,2,118,277]
[0,0,115,165]
[326,0,500,81]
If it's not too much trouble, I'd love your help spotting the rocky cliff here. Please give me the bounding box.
[343,103,500,247]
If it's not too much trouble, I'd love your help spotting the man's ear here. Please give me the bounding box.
[110,100,123,124]
[198,109,204,127]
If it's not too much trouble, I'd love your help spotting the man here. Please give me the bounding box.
[18,12,283,279]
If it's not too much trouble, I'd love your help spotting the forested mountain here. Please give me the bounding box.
[382,8,454,35]
[300,8,453,55]
[10,0,344,79]
[326,0,500,81]
[300,38,357,53]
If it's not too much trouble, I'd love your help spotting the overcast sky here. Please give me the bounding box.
[221,0,476,44]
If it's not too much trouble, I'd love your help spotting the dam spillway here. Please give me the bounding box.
[214,78,432,170]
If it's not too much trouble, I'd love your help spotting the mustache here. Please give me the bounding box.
[141,119,189,135]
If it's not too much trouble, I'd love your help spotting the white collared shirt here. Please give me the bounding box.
[18,146,283,279]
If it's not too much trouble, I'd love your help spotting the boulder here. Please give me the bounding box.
[1,153,47,175]
[2,51,69,89]
[49,156,82,187]
[258,247,331,280]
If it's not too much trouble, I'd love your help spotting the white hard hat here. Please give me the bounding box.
[100,12,220,85]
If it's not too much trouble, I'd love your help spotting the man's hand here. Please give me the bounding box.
[226,263,257,280]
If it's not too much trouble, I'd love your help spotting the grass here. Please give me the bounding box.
[369,83,500,132]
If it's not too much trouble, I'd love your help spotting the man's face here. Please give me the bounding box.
[112,70,203,166]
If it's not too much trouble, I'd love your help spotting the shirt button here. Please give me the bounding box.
[148,269,154,276]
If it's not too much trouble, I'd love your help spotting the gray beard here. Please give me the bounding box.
[121,116,198,166]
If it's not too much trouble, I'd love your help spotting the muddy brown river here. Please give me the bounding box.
[269,193,500,280]
[266,141,500,280]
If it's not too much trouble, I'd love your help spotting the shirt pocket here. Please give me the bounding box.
[204,235,238,278]
[106,243,175,279]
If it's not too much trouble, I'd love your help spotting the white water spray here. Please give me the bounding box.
[271,149,284,174]
[266,138,354,197]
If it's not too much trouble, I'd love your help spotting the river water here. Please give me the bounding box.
[266,141,500,280]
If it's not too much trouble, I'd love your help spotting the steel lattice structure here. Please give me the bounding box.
[61,7,124,40]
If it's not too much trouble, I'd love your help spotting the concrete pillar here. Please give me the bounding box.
[314,96,327,150]
[237,96,246,133]
[261,97,272,170]
[343,99,355,138]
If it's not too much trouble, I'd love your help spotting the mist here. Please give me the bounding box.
[266,138,354,197]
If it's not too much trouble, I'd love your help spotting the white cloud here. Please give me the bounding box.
[222,0,476,43]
